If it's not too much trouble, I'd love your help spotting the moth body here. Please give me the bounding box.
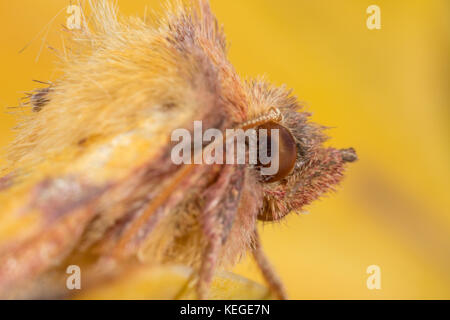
[0,0,356,299]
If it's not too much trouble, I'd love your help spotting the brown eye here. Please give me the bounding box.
[257,122,297,183]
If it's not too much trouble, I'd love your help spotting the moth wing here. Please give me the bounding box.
[0,93,222,296]
[0,0,231,297]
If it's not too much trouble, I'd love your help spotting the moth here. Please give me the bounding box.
[0,0,357,299]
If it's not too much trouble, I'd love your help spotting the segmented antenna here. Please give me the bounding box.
[239,107,283,129]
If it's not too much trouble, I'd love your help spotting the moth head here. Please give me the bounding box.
[243,82,357,222]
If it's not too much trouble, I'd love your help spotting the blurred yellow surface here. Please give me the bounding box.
[75,265,274,300]
[0,0,449,299]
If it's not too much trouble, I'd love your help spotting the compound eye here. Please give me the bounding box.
[257,122,297,183]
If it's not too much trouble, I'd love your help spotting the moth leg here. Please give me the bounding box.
[173,269,197,299]
[110,164,206,259]
[197,232,222,299]
[197,165,245,299]
[252,229,288,300]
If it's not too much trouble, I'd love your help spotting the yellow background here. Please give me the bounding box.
[0,0,449,299]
